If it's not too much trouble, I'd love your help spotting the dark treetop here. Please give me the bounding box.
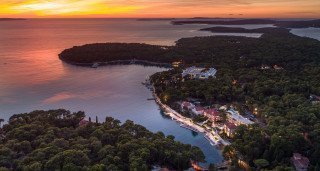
[0,109,204,171]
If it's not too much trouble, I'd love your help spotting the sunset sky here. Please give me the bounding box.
[0,0,319,18]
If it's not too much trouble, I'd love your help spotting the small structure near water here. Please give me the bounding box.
[291,153,309,171]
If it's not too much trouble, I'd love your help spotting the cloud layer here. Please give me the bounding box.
[0,0,319,18]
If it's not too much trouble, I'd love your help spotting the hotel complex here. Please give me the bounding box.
[182,66,217,79]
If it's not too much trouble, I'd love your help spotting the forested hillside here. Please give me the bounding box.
[0,109,204,171]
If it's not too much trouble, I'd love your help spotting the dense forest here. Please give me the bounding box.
[148,30,320,169]
[0,109,205,171]
[59,43,173,64]
[59,28,320,70]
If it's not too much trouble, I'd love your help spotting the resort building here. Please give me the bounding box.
[219,105,228,111]
[172,61,182,68]
[260,65,271,70]
[181,101,195,111]
[79,119,90,126]
[223,122,237,137]
[182,66,217,79]
[204,108,221,122]
[310,94,320,105]
[191,106,205,115]
[273,65,283,70]
[227,109,254,126]
[291,153,309,171]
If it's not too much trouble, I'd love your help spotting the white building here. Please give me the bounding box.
[227,109,254,126]
[181,101,195,111]
[182,66,217,79]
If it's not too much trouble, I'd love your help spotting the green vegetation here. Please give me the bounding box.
[59,43,172,64]
[0,109,204,170]
[59,28,320,70]
[149,31,320,169]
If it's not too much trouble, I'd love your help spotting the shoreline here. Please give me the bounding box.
[151,84,230,165]
[59,58,172,68]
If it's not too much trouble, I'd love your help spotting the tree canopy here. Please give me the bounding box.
[0,109,205,170]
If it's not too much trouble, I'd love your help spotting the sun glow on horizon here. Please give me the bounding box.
[0,0,142,17]
[0,0,319,18]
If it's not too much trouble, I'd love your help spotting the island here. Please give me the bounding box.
[172,18,320,28]
[0,109,205,170]
[0,18,26,21]
[58,24,320,170]
[200,27,289,34]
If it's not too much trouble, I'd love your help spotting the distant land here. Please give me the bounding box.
[173,19,320,28]
[201,27,288,34]
[0,18,26,21]
[137,18,176,21]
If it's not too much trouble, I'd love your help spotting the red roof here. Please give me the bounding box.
[79,119,89,126]
[182,101,192,107]
[225,122,237,130]
[205,108,220,116]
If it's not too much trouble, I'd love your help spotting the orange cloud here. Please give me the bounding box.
[0,0,143,17]
[0,0,319,18]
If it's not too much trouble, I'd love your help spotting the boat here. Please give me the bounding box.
[180,123,199,133]
[91,63,99,68]
[130,59,136,64]
[142,78,151,87]
[164,112,170,115]
[171,117,178,121]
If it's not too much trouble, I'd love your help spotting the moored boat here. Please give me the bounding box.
[91,63,99,68]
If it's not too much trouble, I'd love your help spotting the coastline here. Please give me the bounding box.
[151,84,230,163]
[59,57,172,68]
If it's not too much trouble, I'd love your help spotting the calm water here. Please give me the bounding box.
[0,19,318,164]
[290,27,320,41]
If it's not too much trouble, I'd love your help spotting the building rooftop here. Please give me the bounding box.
[182,101,193,107]
[225,122,237,130]
[205,108,220,116]
[182,66,217,79]
[292,153,309,171]
[79,119,90,126]
[227,109,254,125]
